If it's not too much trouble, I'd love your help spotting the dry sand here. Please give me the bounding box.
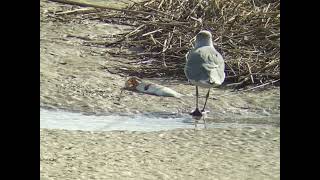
[41,127,279,180]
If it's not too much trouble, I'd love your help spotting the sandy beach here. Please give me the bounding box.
[40,0,280,179]
[41,127,279,180]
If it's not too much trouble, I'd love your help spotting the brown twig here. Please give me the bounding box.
[56,7,98,15]
[48,0,170,18]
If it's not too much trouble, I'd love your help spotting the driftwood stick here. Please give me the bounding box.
[142,29,163,37]
[238,79,280,92]
[48,0,169,17]
[142,21,190,26]
[56,7,97,15]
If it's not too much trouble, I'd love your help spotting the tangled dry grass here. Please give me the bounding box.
[49,0,280,88]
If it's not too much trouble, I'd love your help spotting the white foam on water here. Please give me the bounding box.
[40,108,273,132]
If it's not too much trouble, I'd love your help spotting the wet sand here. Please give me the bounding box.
[41,127,280,180]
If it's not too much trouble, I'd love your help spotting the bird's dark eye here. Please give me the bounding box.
[144,84,151,91]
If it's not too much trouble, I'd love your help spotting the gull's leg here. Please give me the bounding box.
[190,86,202,117]
[202,88,211,112]
[189,86,202,130]
[195,86,200,130]
[190,86,202,130]
[196,86,199,109]
[201,88,211,129]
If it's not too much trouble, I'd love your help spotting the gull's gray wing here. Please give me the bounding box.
[184,46,225,85]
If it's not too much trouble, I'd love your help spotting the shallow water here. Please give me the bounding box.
[40,108,275,132]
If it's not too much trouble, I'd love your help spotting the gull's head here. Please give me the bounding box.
[195,30,213,48]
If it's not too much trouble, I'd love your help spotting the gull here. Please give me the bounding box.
[184,30,225,128]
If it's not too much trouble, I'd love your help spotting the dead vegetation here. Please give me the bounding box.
[49,0,280,88]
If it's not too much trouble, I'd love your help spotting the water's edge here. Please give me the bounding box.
[40,108,276,132]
